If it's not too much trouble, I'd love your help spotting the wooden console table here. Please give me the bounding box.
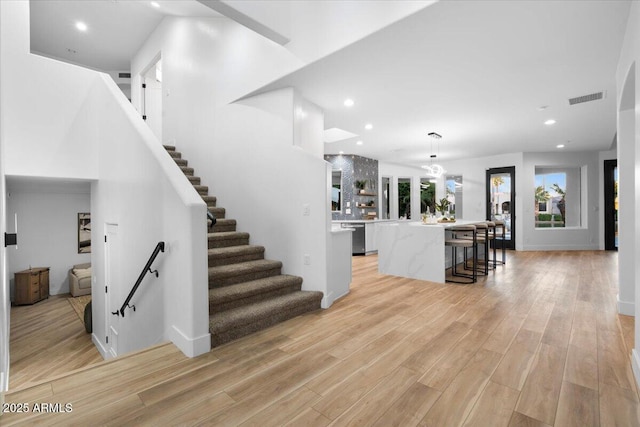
[14,267,50,305]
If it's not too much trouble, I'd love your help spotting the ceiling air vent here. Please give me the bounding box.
[568,91,605,106]
[118,72,131,79]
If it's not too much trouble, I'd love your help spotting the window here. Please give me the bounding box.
[381,177,391,219]
[420,178,436,215]
[398,178,411,219]
[535,167,582,228]
[445,175,462,218]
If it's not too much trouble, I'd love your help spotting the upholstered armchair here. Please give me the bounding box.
[69,263,91,297]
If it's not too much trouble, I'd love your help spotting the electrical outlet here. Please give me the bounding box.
[303,254,311,265]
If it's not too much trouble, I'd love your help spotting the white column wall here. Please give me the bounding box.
[614,0,640,385]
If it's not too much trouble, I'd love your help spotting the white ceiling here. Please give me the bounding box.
[29,0,219,71]
[253,0,631,165]
[29,0,631,165]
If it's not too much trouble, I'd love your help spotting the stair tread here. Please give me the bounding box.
[209,274,303,304]
[209,259,282,277]
[208,231,249,240]
[209,245,264,257]
[209,291,322,331]
[163,145,175,151]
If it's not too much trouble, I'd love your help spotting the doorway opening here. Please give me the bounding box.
[141,55,162,142]
[604,159,618,251]
[486,166,515,249]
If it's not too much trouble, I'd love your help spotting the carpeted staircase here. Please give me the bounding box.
[164,145,323,347]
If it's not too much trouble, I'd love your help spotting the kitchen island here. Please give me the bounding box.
[377,220,483,283]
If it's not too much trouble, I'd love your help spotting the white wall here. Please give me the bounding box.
[441,153,525,249]
[131,18,337,306]
[1,1,99,180]
[1,1,209,362]
[6,182,91,296]
[0,0,8,394]
[441,151,603,251]
[211,88,331,306]
[88,77,209,358]
[521,151,600,251]
[616,0,640,383]
[131,16,305,163]
[378,162,441,221]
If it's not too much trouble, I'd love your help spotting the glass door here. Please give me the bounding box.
[604,159,618,250]
[486,167,516,249]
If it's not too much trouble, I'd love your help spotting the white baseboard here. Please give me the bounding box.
[91,333,109,360]
[169,325,210,358]
[322,290,350,308]
[617,294,635,316]
[521,244,600,251]
[632,349,640,392]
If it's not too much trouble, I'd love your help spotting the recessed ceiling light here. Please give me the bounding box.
[356,140,363,145]
[544,119,556,125]
[556,144,565,148]
[150,1,160,7]
[364,123,373,130]
[75,21,88,32]
[343,99,354,107]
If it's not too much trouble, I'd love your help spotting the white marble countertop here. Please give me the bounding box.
[332,219,402,224]
[376,219,487,283]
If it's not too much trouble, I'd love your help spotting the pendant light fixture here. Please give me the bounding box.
[422,132,445,178]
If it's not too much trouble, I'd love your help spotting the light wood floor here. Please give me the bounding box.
[8,295,102,391]
[3,251,639,426]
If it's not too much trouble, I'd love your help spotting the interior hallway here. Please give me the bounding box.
[2,250,638,426]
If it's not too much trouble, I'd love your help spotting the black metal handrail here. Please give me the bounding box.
[112,241,165,317]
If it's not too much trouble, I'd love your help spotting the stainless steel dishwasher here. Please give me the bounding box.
[342,223,365,255]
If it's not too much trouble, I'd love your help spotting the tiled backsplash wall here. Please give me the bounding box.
[325,154,379,220]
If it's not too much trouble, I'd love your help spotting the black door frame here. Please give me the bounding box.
[604,159,618,251]
[486,166,516,249]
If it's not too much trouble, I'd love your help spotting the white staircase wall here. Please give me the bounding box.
[212,87,330,302]
[0,1,209,360]
[131,17,332,302]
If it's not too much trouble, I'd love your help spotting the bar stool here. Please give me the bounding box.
[445,225,477,284]
[485,221,497,269]
[459,222,491,275]
[491,220,506,265]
